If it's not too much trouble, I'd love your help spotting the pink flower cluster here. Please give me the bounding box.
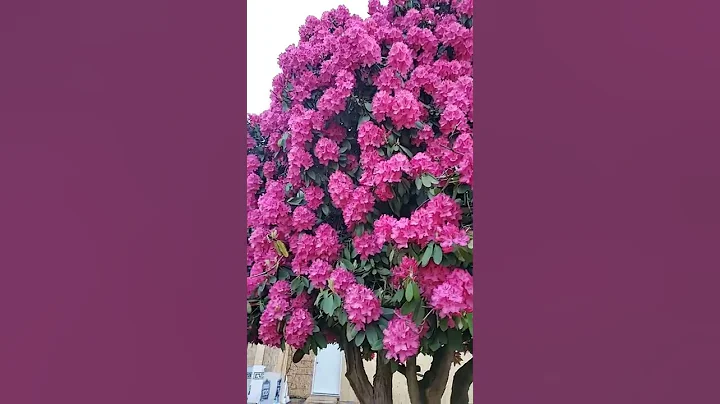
[343,283,382,330]
[258,280,317,349]
[247,0,474,349]
[429,269,473,318]
[383,312,421,363]
[390,256,418,288]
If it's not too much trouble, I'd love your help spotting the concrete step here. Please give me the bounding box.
[304,395,339,403]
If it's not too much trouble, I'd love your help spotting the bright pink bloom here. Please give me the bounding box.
[268,280,292,302]
[284,308,315,349]
[314,137,340,165]
[265,298,290,322]
[390,256,418,288]
[343,283,382,330]
[308,259,333,287]
[302,186,325,210]
[383,312,421,363]
[357,121,388,150]
[430,269,473,319]
[354,232,383,260]
[373,215,397,245]
[387,42,414,74]
[329,268,356,298]
[292,206,317,232]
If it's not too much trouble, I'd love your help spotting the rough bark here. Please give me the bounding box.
[419,347,455,404]
[372,357,394,404]
[341,341,374,404]
[405,356,424,404]
[449,358,473,404]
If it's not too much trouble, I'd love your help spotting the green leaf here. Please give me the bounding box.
[334,294,342,309]
[401,299,419,315]
[364,102,373,112]
[247,302,252,314]
[338,310,348,326]
[365,324,382,346]
[439,317,449,332]
[415,177,423,190]
[447,328,463,351]
[357,115,371,130]
[346,323,358,341]
[413,302,425,325]
[321,205,330,216]
[322,296,335,315]
[421,175,432,188]
[277,267,292,280]
[420,243,435,267]
[436,331,448,345]
[399,144,414,158]
[277,132,290,149]
[432,244,443,265]
[292,349,306,363]
[377,267,391,276]
[274,240,289,258]
[405,283,414,302]
[415,121,424,129]
[354,331,366,347]
[314,332,328,349]
[340,259,354,271]
[464,313,473,336]
[411,281,421,300]
[392,288,404,303]
[290,277,304,293]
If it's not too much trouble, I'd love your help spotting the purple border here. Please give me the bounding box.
[1,1,247,403]
[474,0,720,403]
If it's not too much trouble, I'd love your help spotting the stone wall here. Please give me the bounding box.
[285,349,316,399]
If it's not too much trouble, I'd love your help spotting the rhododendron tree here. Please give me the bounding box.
[246,1,473,403]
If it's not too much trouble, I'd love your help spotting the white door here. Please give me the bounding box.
[311,343,343,396]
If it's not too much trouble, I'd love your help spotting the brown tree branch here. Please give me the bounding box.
[450,358,473,404]
[405,356,424,404]
[372,357,394,404]
[419,346,455,404]
[341,341,374,404]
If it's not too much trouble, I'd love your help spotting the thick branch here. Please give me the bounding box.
[372,357,394,404]
[450,358,473,404]
[419,346,455,404]
[341,341,374,404]
[405,356,424,404]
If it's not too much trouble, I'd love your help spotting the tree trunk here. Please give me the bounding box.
[449,358,473,404]
[340,340,393,404]
[341,341,374,404]
[405,357,424,404]
[419,346,455,404]
[372,357,394,404]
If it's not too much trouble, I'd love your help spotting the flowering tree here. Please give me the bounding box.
[246,1,473,403]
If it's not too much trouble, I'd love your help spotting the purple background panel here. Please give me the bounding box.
[0,1,246,403]
[475,0,720,403]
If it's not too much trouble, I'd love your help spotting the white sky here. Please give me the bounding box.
[246,1,371,115]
